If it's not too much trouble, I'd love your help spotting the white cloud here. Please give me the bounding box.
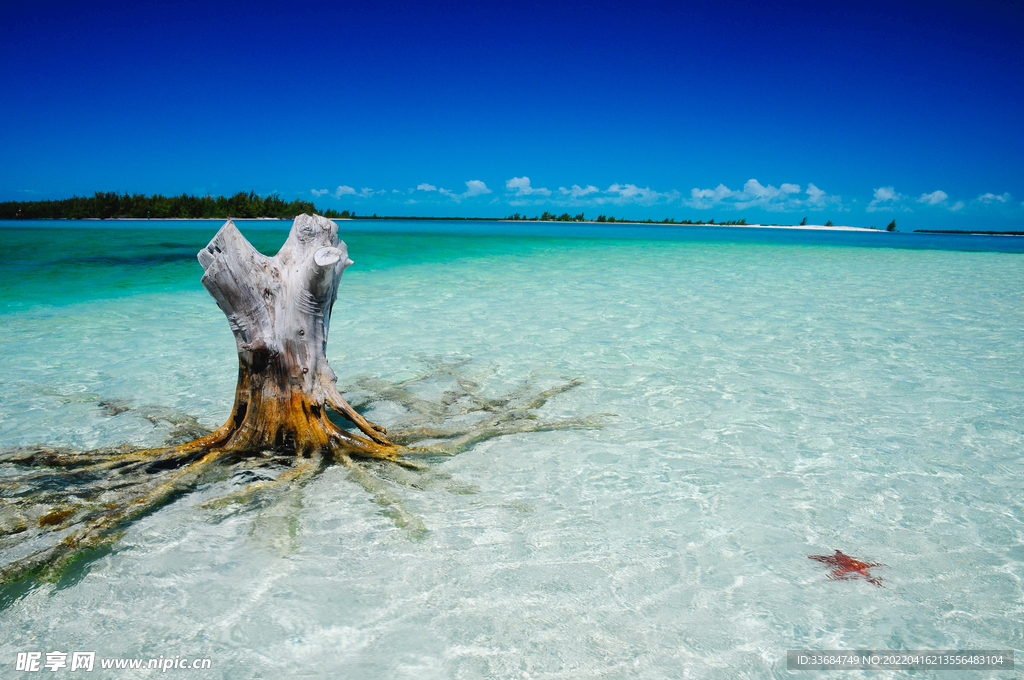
[608,183,644,199]
[918,190,948,205]
[439,180,492,201]
[690,184,735,205]
[311,186,358,199]
[464,180,491,197]
[976,192,1011,204]
[904,190,1019,212]
[559,184,600,199]
[859,189,1024,213]
[740,179,781,201]
[505,176,551,197]
[871,186,899,202]
[416,183,437,192]
[805,183,836,208]
[685,179,840,211]
[867,186,907,212]
[599,183,678,206]
[917,190,972,212]
[504,181,678,207]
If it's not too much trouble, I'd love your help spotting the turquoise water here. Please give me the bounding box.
[1,220,1022,678]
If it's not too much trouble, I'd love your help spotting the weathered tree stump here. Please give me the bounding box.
[189,213,396,462]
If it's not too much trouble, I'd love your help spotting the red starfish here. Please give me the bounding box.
[809,550,887,586]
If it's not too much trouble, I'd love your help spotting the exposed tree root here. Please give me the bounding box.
[0,360,598,588]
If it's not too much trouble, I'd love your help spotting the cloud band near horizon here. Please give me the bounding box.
[311,177,1018,216]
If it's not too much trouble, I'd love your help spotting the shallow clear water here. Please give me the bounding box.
[1,220,1022,678]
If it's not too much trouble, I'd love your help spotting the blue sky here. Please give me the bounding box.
[3,0,1022,229]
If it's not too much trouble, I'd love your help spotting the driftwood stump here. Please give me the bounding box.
[190,213,396,461]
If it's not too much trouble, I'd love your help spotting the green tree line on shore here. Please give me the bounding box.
[596,215,749,225]
[0,191,347,220]
[505,212,754,225]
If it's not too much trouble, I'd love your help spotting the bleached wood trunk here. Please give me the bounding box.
[193,214,394,459]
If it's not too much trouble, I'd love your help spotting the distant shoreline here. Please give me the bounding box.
[695,223,876,232]
[2,216,881,232]
[4,193,1018,234]
[0,192,881,228]
[914,229,1024,236]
